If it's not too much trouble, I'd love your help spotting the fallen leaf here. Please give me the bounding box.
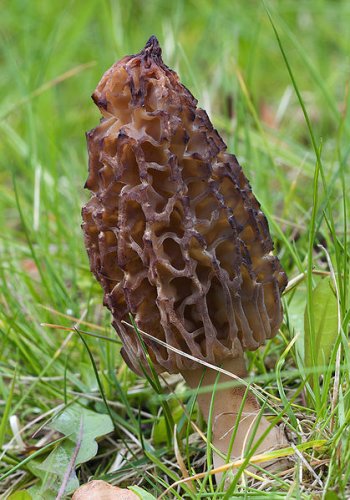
[72,480,139,499]
[28,403,113,499]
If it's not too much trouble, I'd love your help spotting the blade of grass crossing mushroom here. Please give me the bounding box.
[222,405,292,496]
[165,364,292,490]
[47,322,299,432]
[215,390,266,493]
[128,314,175,445]
[217,386,250,491]
[242,399,270,458]
[122,319,297,426]
[204,369,222,493]
[122,321,257,397]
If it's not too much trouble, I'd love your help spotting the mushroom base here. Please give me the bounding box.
[182,356,288,484]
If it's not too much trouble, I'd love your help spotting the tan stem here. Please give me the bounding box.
[182,356,288,482]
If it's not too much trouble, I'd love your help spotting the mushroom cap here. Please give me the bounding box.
[82,36,287,374]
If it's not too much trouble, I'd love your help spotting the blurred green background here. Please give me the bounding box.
[1,0,349,243]
[2,0,349,230]
[1,1,350,496]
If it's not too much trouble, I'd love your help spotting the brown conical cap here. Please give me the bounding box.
[82,36,287,374]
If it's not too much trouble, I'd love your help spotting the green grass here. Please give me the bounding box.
[1,0,350,498]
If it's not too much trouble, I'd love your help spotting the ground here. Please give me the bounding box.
[1,0,350,498]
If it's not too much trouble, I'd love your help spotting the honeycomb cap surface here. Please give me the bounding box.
[82,36,288,374]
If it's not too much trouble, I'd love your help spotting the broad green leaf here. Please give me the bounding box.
[304,277,338,372]
[152,405,183,445]
[29,444,80,499]
[8,492,33,500]
[324,492,341,500]
[48,404,113,465]
[29,403,113,499]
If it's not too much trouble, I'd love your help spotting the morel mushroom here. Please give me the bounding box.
[82,36,288,476]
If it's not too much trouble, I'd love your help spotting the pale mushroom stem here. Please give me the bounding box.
[182,356,288,480]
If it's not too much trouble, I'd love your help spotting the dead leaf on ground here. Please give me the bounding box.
[72,480,139,499]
